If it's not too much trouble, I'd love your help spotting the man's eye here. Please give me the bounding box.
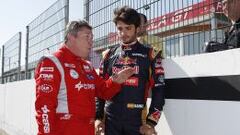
[126,27,131,30]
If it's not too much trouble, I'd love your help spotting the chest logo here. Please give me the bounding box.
[86,74,95,80]
[132,53,147,58]
[113,56,139,74]
[124,77,139,87]
[83,65,92,72]
[75,81,95,91]
[70,69,79,79]
[115,56,137,65]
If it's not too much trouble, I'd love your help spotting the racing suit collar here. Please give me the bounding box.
[59,44,85,62]
[121,40,139,50]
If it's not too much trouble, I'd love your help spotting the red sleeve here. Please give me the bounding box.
[35,58,61,135]
[93,69,121,100]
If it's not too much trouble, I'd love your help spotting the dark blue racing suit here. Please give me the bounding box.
[96,41,165,135]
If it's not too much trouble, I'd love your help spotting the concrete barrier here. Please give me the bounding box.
[0,48,240,135]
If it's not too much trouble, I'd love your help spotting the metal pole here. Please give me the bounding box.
[18,32,22,81]
[25,26,29,79]
[84,0,90,21]
[0,48,1,83]
[8,58,10,72]
[1,46,4,84]
[65,0,69,26]
[210,3,217,41]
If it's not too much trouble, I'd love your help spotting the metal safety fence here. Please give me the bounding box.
[85,0,231,68]
[0,0,235,83]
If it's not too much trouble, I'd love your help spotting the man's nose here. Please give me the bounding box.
[120,30,127,36]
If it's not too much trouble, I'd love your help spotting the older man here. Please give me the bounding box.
[35,20,134,135]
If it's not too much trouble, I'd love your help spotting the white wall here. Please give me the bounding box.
[0,49,240,135]
[0,80,37,135]
[154,48,240,135]
[152,99,240,135]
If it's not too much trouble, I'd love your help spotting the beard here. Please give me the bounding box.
[122,35,137,44]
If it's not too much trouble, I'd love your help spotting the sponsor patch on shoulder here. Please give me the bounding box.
[40,67,54,72]
[64,63,76,68]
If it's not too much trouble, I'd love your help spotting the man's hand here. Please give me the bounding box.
[95,120,105,135]
[111,67,135,84]
[140,124,157,135]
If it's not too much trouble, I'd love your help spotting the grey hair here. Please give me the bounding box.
[64,20,92,43]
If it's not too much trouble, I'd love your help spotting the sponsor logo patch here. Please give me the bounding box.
[41,105,50,133]
[148,108,161,123]
[70,69,79,79]
[39,74,54,80]
[115,56,137,65]
[38,84,53,93]
[112,66,139,74]
[40,67,54,72]
[64,63,76,68]
[124,77,139,86]
[75,81,95,91]
[127,103,144,109]
[83,65,92,72]
[132,53,147,58]
[122,46,132,51]
[86,74,95,80]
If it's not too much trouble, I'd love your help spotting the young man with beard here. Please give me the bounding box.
[95,6,165,135]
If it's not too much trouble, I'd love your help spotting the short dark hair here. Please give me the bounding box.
[139,13,147,24]
[64,20,92,42]
[113,6,140,28]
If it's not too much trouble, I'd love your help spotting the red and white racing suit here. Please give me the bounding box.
[35,45,121,135]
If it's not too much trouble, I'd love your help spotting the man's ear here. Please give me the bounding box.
[136,27,140,34]
[67,33,75,41]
